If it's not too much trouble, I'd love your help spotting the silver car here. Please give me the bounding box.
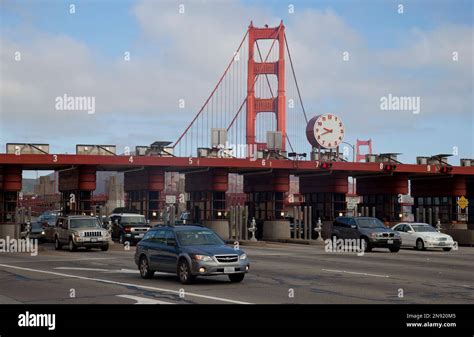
[54,215,111,251]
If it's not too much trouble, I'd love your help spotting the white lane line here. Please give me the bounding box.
[55,267,111,272]
[0,264,252,304]
[116,294,174,305]
[7,257,118,263]
[322,268,389,278]
[54,267,168,275]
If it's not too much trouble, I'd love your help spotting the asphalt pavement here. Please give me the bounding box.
[0,241,473,304]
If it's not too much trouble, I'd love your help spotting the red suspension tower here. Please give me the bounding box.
[246,21,286,151]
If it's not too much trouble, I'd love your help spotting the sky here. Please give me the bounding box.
[1,0,473,178]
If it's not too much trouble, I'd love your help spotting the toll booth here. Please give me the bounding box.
[124,168,164,221]
[58,166,96,216]
[356,173,409,223]
[0,166,22,238]
[299,172,348,222]
[411,175,467,225]
[467,179,474,227]
[243,170,290,240]
[185,168,229,239]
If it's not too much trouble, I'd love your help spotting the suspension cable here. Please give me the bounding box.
[284,33,308,124]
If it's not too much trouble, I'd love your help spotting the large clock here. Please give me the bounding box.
[306,113,345,149]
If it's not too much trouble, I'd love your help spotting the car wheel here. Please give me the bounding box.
[389,247,400,253]
[228,273,245,283]
[68,239,77,252]
[54,237,62,250]
[178,259,195,284]
[416,239,425,251]
[139,256,154,279]
[442,247,452,252]
[361,237,372,252]
[101,245,109,251]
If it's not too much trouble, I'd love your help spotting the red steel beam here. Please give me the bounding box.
[1,154,474,176]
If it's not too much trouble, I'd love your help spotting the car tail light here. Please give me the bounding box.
[124,227,131,232]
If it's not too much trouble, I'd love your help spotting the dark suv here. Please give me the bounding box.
[110,213,151,245]
[331,217,401,252]
[135,225,250,284]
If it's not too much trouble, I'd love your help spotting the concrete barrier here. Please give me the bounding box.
[0,224,19,240]
[443,229,474,247]
[202,220,230,240]
[262,220,290,240]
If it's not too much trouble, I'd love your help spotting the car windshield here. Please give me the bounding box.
[412,225,437,232]
[70,218,101,229]
[32,223,43,230]
[356,218,385,228]
[44,216,57,225]
[177,230,224,246]
[120,216,146,226]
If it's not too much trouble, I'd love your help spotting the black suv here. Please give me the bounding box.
[110,213,151,245]
[331,217,401,252]
[135,225,250,284]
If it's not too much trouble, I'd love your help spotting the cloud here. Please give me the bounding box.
[0,1,472,158]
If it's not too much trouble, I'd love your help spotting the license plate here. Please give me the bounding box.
[90,238,97,242]
[387,239,393,244]
[439,242,445,246]
[137,234,144,238]
[224,267,235,274]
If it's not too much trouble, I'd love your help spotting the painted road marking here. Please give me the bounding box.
[54,267,168,275]
[7,257,118,264]
[116,294,174,304]
[322,268,389,278]
[0,264,252,304]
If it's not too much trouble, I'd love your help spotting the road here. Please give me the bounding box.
[0,241,473,304]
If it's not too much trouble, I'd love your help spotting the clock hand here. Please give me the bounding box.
[323,128,333,133]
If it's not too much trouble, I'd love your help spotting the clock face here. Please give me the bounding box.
[312,114,344,149]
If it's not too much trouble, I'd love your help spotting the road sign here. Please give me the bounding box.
[457,196,469,210]
[165,195,176,204]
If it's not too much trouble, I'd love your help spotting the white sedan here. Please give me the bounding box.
[392,223,455,251]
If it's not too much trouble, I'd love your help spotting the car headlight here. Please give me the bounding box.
[369,232,377,238]
[393,232,400,237]
[41,231,45,235]
[239,253,247,260]
[194,255,213,262]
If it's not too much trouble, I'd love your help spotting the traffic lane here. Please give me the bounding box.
[0,246,254,304]
[245,253,474,304]
[1,243,473,304]
[0,264,251,304]
[243,244,474,286]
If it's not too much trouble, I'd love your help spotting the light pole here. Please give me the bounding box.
[341,141,355,162]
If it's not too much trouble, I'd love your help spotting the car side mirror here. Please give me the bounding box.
[407,230,413,233]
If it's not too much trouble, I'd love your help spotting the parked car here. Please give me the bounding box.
[392,223,454,251]
[20,222,46,242]
[109,213,151,245]
[331,216,401,252]
[54,215,110,252]
[135,225,250,284]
